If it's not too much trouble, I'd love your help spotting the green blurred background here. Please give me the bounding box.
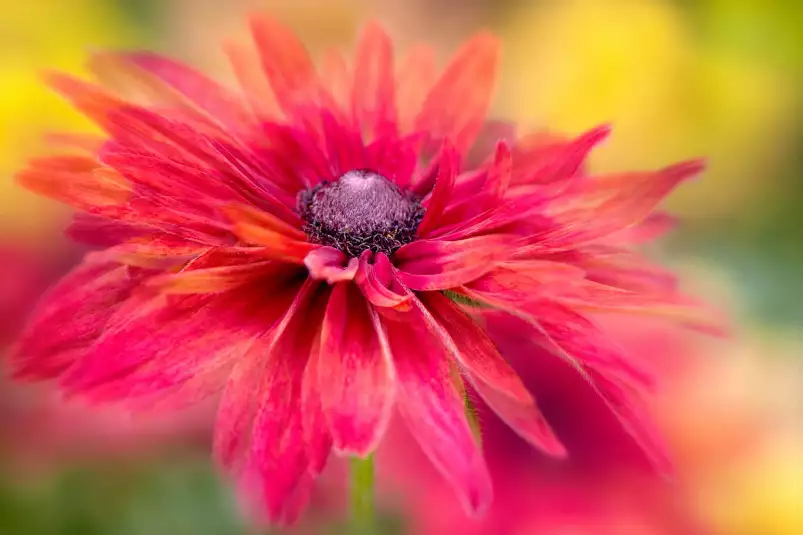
[0,1,800,534]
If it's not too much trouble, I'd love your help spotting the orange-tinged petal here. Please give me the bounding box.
[415,31,501,154]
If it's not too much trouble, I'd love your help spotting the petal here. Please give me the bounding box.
[414,32,501,155]
[226,204,315,263]
[304,247,359,284]
[382,310,492,516]
[16,156,131,212]
[300,330,332,476]
[122,52,255,132]
[352,21,397,141]
[355,251,412,309]
[11,260,148,381]
[394,236,512,291]
[249,14,319,117]
[397,44,436,133]
[62,278,300,408]
[416,142,459,236]
[319,283,395,456]
[217,280,330,523]
[417,292,566,456]
[542,160,705,247]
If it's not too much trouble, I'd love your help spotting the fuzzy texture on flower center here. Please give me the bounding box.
[298,170,425,257]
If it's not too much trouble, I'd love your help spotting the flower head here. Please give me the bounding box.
[11,14,714,525]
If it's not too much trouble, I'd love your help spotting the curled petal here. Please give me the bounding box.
[319,283,395,456]
[355,251,412,309]
[382,311,492,516]
[304,247,359,284]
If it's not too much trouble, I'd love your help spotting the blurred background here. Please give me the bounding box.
[0,0,800,534]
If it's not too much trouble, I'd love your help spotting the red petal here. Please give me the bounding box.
[319,283,395,456]
[382,310,492,516]
[414,32,500,155]
[304,247,358,284]
[394,236,512,291]
[417,292,566,456]
[352,21,397,142]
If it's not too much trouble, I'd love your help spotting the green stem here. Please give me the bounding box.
[349,455,375,534]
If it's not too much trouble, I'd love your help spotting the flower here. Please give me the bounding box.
[11,14,714,525]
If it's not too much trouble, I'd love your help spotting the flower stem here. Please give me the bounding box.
[349,455,375,534]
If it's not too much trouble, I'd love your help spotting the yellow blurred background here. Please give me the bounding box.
[0,1,800,534]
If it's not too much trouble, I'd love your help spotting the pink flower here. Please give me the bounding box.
[11,15,714,525]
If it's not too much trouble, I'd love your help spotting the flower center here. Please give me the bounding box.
[298,170,424,257]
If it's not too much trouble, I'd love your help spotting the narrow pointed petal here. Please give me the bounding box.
[416,142,459,236]
[319,283,395,456]
[383,312,493,516]
[301,330,332,476]
[249,14,319,117]
[415,32,501,154]
[397,45,436,133]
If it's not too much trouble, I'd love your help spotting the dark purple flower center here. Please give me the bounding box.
[298,170,424,257]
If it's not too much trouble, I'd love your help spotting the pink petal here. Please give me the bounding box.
[416,142,459,236]
[382,310,493,516]
[304,247,359,284]
[300,330,332,476]
[351,21,397,141]
[319,283,395,456]
[62,277,301,407]
[394,236,512,291]
[355,251,412,310]
[11,260,148,381]
[417,292,566,457]
[414,32,501,155]
[215,280,329,523]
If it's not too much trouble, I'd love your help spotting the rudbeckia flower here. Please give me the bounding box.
[11,15,714,524]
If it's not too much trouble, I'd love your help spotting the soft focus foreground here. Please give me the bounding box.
[0,1,800,534]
